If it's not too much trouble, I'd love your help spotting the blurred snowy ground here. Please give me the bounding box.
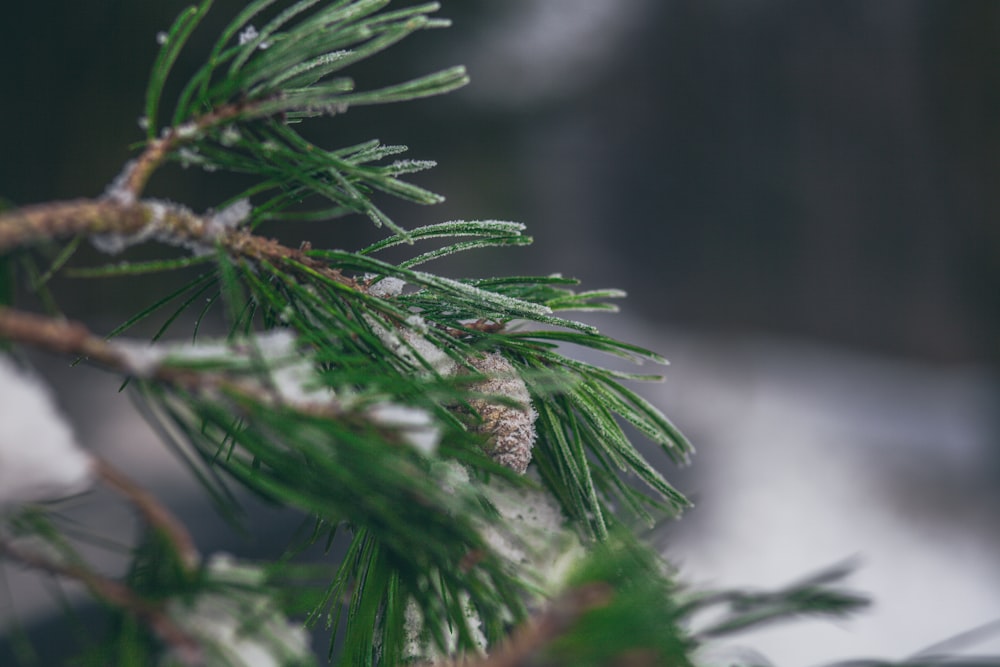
[3,320,998,665]
[614,320,1000,665]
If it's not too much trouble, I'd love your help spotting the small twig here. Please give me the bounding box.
[122,101,249,199]
[445,319,507,338]
[0,536,203,664]
[0,305,133,368]
[94,458,200,571]
[0,305,215,400]
[0,197,357,290]
[0,199,150,251]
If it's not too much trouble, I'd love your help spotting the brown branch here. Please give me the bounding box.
[0,199,151,251]
[0,536,203,664]
[123,101,250,199]
[0,304,133,367]
[0,305,206,391]
[0,197,357,288]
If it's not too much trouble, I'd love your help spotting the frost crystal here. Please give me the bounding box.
[238,25,258,45]
[237,24,269,49]
[0,356,94,507]
[174,122,199,140]
[156,31,168,45]
[366,403,440,455]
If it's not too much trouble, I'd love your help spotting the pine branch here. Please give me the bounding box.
[0,0,690,664]
[0,532,202,664]
[0,199,356,289]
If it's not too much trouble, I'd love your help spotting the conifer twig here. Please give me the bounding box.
[0,198,357,288]
[122,101,250,199]
[0,536,202,664]
[93,458,200,571]
[0,305,135,368]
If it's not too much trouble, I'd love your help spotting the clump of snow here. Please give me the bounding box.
[400,466,585,662]
[102,159,139,206]
[162,553,311,667]
[112,339,170,378]
[0,356,94,508]
[238,24,270,50]
[205,199,252,238]
[177,147,201,169]
[173,122,199,140]
[478,475,584,595]
[238,24,259,45]
[404,314,428,333]
[219,125,241,147]
[90,198,172,255]
[91,196,253,257]
[113,331,333,410]
[401,593,487,663]
[366,403,441,455]
[255,332,330,408]
[365,315,458,377]
[366,275,406,298]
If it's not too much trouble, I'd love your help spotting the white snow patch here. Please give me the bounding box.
[366,403,441,455]
[173,122,199,140]
[163,553,311,667]
[479,476,584,593]
[113,330,332,408]
[0,357,94,508]
[365,314,458,377]
[102,159,138,206]
[367,276,406,298]
[91,197,253,257]
[206,199,252,238]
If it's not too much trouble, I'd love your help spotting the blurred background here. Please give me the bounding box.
[1,0,999,664]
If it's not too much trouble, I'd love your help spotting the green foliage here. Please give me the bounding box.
[145,0,468,239]
[543,533,696,667]
[682,561,871,641]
